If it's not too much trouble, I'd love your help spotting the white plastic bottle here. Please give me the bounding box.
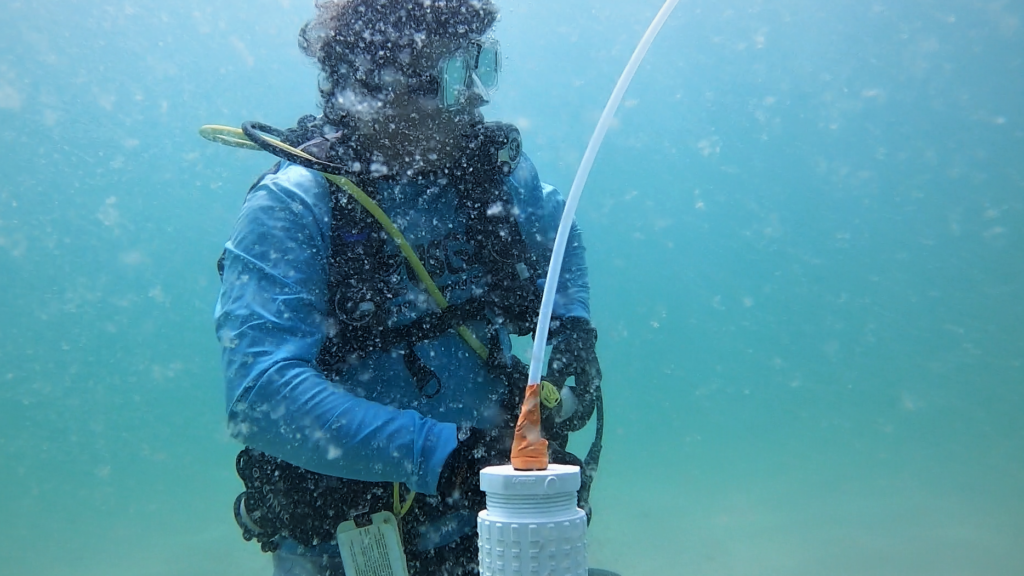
[477,464,588,576]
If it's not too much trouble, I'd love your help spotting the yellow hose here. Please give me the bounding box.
[199,125,489,359]
[198,125,263,150]
[392,482,416,518]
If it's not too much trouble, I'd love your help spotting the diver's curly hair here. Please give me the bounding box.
[299,0,498,85]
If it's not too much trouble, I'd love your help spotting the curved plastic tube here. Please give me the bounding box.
[527,0,681,385]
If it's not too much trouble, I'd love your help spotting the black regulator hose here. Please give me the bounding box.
[240,121,353,176]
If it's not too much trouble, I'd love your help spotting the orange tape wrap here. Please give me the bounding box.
[510,383,549,470]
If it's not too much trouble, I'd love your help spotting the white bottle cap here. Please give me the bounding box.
[479,464,582,496]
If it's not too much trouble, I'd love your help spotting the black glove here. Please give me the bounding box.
[546,316,602,433]
[436,427,513,504]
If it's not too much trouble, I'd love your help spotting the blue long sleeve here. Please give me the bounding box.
[214,155,590,496]
[215,164,456,494]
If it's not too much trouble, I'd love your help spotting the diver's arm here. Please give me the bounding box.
[507,154,592,319]
[214,163,456,494]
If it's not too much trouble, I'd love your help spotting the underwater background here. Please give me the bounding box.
[1,0,1022,574]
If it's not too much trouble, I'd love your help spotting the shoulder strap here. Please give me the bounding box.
[452,122,543,335]
[314,184,391,376]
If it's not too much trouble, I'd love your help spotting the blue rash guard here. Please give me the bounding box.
[215,153,590,497]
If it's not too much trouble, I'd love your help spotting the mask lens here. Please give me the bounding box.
[474,42,500,91]
[437,39,501,109]
[440,55,469,108]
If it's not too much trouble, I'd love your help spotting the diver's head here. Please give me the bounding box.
[299,0,501,172]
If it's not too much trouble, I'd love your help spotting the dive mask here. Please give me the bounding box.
[322,38,502,116]
[436,38,501,109]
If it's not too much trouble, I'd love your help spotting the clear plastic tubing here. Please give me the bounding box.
[528,0,681,386]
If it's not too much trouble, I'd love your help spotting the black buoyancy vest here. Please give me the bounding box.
[300,123,543,382]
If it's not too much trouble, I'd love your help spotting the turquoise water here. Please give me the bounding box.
[2,0,1022,574]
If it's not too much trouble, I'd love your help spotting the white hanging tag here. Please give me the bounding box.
[336,511,410,576]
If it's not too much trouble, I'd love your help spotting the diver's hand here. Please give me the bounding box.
[547,441,584,468]
[547,316,602,432]
[436,427,512,500]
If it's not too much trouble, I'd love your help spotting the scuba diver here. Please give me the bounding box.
[214,0,607,574]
